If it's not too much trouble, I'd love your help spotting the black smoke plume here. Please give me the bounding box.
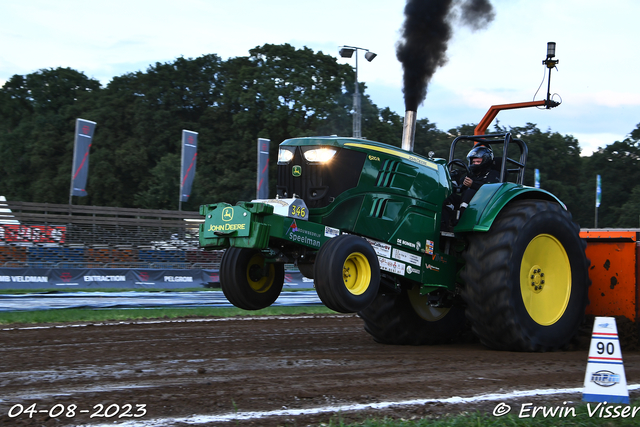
[397,0,495,111]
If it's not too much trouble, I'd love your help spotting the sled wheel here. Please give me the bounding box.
[358,286,466,345]
[314,234,380,313]
[461,199,590,351]
[220,247,284,310]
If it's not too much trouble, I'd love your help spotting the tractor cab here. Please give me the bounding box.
[447,132,528,186]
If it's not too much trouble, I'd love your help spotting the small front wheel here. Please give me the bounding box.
[314,235,380,313]
[220,247,284,310]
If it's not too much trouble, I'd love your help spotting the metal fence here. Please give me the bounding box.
[0,200,223,269]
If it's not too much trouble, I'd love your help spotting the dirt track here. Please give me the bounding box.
[1,314,639,426]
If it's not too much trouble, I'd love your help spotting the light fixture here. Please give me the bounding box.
[339,48,355,58]
[302,147,337,163]
[277,147,295,164]
[542,42,560,109]
[364,51,377,62]
[546,41,556,59]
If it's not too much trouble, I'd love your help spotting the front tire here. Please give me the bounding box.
[314,234,380,313]
[358,287,466,345]
[220,247,284,310]
[461,199,590,351]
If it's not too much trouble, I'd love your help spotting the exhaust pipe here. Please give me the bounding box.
[401,110,416,152]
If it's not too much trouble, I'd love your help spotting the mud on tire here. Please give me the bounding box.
[461,199,590,351]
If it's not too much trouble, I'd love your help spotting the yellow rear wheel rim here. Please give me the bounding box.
[343,252,371,295]
[246,253,275,293]
[520,234,571,326]
[408,286,450,321]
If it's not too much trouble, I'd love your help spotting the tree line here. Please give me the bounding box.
[1,43,639,228]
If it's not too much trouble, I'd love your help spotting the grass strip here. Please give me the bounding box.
[0,287,314,294]
[327,399,640,426]
[0,305,336,325]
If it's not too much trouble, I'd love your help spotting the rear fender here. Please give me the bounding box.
[455,183,565,232]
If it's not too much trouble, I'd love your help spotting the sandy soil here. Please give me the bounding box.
[1,314,639,427]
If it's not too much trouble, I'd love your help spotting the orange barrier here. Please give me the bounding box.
[580,229,639,321]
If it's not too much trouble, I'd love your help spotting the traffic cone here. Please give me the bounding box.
[582,316,629,404]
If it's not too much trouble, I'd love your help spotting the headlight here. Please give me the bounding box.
[278,147,295,164]
[302,147,337,163]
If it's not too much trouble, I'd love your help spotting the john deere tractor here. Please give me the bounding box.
[199,131,590,352]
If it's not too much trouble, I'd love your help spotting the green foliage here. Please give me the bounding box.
[498,123,588,226]
[0,68,101,202]
[583,130,640,227]
[612,185,640,228]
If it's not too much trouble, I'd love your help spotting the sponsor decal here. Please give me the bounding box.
[288,232,320,248]
[0,224,66,243]
[222,207,234,221]
[2,276,48,282]
[292,165,302,177]
[591,370,621,387]
[425,264,440,272]
[431,253,448,264]
[208,223,246,232]
[406,265,420,275]
[285,219,321,247]
[365,238,392,258]
[135,271,154,285]
[84,275,126,282]
[324,226,340,238]
[164,276,194,282]
[368,155,380,161]
[289,219,299,235]
[425,239,434,255]
[396,238,416,249]
[378,257,405,276]
[259,198,289,207]
[392,248,421,266]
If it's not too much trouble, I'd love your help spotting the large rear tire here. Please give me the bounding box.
[314,234,380,313]
[220,247,284,310]
[358,287,466,345]
[461,199,590,351]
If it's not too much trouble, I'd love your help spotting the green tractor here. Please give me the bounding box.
[199,130,590,352]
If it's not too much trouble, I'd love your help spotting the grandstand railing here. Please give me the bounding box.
[0,200,224,269]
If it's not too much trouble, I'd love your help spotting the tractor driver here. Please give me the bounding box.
[455,145,501,224]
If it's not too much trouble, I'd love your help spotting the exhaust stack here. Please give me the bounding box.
[401,110,417,152]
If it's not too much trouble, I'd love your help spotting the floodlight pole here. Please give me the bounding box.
[339,46,376,138]
[353,50,361,138]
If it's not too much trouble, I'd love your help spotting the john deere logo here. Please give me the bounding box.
[292,165,302,177]
[222,207,234,221]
